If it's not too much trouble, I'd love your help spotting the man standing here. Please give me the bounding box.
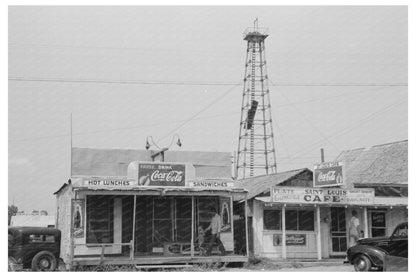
[205,207,226,256]
[349,210,361,247]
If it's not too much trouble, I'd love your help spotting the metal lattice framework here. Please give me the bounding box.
[236,22,277,179]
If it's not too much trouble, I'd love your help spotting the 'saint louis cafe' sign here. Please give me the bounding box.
[271,186,375,205]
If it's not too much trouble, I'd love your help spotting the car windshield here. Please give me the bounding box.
[393,224,408,238]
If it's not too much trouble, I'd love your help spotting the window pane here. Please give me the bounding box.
[44,235,55,243]
[264,210,281,230]
[285,210,298,231]
[87,195,114,243]
[371,212,386,228]
[299,210,315,231]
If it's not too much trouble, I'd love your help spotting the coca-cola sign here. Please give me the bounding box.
[138,163,186,186]
[313,161,343,187]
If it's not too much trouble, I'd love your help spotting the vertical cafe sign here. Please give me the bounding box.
[313,161,344,187]
[138,163,186,186]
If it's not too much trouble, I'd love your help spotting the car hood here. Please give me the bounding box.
[358,236,390,246]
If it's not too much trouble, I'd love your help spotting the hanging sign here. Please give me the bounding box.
[138,163,186,186]
[313,161,344,187]
[271,186,375,205]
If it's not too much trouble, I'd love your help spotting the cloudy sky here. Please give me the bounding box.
[8,6,407,213]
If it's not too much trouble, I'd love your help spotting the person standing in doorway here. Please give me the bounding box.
[349,210,361,247]
[205,207,226,256]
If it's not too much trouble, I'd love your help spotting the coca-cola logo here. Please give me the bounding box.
[318,171,336,182]
[150,170,183,182]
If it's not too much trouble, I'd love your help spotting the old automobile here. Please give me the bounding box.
[346,222,408,271]
[8,227,63,271]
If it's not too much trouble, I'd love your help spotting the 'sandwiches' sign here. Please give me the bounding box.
[271,186,375,205]
[188,180,234,188]
[138,163,185,186]
[313,161,344,187]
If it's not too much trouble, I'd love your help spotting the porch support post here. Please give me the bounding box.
[131,195,136,259]
[316,205,322,260]
[191,196,195,257]
[230,195,234,254]
[282,204,286,260]
[363,207,369,238]
[244,198,249,257]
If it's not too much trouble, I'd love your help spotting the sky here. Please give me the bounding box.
[8,6,408,214]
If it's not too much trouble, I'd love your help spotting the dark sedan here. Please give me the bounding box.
[8,227,62,271]
[346,222,408,271]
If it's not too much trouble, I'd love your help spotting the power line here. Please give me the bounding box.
[270,79,341,153]
[8,76,408,87]
[288,98,407,159]
[8,112,240,143]
[156,82,243,144]
[9,85,406,143]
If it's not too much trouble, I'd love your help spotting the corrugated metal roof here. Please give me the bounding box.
[335,140,408,186]
[71,147,231,179]
[235,168,312,199]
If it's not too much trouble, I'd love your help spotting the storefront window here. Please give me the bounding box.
[285,210,314,231]
[371,211,387,237]
[86,195,114,243]
[263,210,281,230]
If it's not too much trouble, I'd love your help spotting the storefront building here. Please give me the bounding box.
[55,148,249,267]
[236,140,408,259]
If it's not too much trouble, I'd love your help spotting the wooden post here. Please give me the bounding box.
[282,204,286,259]
[230,195,234,254]
[191,196,195,258]
[69,197,75,270]
[363,207,369,238]
[316,205,322,260]
[131,195,137,259]
[244,198,249,257]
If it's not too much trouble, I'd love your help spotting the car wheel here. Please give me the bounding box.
[31,251,57,271]
[57,258,67,271]
[353,255,372,271]
[8,257,18,271]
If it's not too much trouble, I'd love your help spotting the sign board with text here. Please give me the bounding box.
[188,180,234,188]
[138,163,186,186]
[273,234,306,246]
[270,186,375,205]
[313,161,344,187]
[81,178,136,189]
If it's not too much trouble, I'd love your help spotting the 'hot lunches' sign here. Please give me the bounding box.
[271,186,375,205]
[138,163,185,186]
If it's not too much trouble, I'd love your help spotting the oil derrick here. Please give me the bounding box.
[236,19,277,179]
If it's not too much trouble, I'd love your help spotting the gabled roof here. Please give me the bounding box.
[335,140,408,186]
[235,168,312,199]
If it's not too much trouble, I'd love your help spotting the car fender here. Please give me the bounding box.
[348,245,388,267]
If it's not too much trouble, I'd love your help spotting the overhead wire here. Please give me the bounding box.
[8,76,407,87]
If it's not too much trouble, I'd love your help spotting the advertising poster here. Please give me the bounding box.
[72,199,85,238]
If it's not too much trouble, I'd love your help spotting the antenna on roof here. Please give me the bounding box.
[254,17,258,30]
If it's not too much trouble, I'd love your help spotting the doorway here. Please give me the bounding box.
[330,207,347,254]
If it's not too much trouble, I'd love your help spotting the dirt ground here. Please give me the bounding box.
[225,261,355,272]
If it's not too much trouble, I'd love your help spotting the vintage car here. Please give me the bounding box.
[8,227,63,271]
[346,222,408,271]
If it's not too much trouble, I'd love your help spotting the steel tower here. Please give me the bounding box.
[236,20,277,179]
